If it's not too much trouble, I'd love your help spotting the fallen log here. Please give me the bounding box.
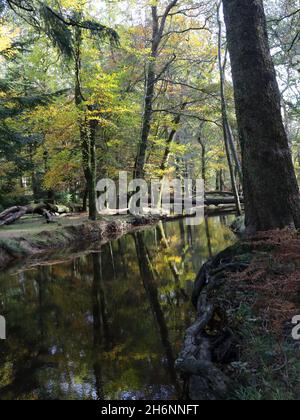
[205,206,239,217]
[0,203,61,226]
[204,196,244,206]
[0,206,28,226]
[205,190,241,197]
[170,196,244,207]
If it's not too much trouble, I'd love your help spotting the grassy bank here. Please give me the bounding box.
[0,213,164,271]
[177,230,300,400]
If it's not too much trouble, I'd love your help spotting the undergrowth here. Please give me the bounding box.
[224,230,300,400]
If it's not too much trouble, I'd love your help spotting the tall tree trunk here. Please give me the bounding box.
[223,0,300,233]
[134,60,156,178]
[134,1,178,178]
[216,170,220,191]
[79,116,97,220]
[75,25,97,220]
[217,2,242,216]
[134,5,159,179]
[88,118,97,220]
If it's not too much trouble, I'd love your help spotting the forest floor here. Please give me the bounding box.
[179,229,300,400]
[0,212,168,271]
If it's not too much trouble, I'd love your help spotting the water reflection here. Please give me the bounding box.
[0,217,235,400]
[134,231,180,397]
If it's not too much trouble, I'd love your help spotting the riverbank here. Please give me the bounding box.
[177,229,300,400]
[0,213,169,271]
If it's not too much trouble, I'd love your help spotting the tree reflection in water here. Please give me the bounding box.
[134,232,181,397]
[0,218,235,400]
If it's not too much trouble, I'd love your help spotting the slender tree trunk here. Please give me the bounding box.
[226,121,242,180]
[160,103,186,172]
[160,115,180,172]
[29,143,40,202]
[197,136,206,189]
[223,0,300,232]
[216,170,220,191]
[205,217,213,258]
[220,169,225,191]
[216,170,225,191]
[82,185,88,212]
[158,111,183,208]
[179,218,186,245]
[217,2,242,216]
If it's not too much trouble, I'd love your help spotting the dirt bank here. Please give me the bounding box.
[177,230,300,400]
[0,214,165,271]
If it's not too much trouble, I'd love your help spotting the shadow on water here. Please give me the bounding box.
[0,217,236,400]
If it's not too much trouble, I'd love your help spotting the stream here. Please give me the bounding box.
[0,217,235,400]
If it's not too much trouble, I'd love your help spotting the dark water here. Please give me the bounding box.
[0,217,235,400]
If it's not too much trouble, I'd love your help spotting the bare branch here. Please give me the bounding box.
[159,4,203,18]
[7,0,34,12]
[268,8,300,23]
[162,25,211,38]
[158,78,219,98]
[154,54,177,83]
[158,0,179,39]
[288,31,300,52]
[153,109,222,127]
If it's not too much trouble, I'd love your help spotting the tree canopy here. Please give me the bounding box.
[0,0,299,220]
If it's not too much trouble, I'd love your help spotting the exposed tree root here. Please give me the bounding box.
[176,242,253,400]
